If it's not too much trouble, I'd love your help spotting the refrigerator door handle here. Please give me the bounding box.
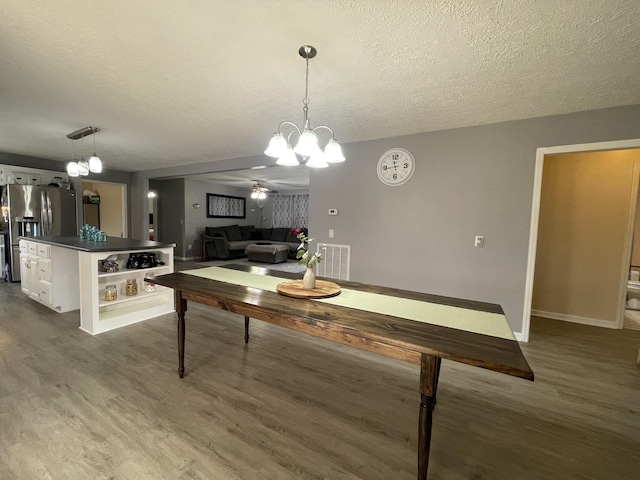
[41,190,50,236]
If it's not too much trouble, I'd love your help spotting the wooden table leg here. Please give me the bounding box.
[418,354,441,479]
[175,291,187,378]
[244,316,250,344]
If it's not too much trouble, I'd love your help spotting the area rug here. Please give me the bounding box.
[195,258,306,274]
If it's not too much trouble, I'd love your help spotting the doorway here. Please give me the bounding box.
[80,180,128,237]
[523,139,640,342]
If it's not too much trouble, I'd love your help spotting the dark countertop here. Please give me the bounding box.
[19,236,176,252]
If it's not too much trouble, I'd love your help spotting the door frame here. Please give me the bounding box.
[522,139,640,342]
[80,179,128,237]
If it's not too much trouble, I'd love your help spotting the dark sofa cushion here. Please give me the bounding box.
[286,227,305,243]
[257,228,272,240]
[223,225,242,241]
[249,231,263,240]
[205,227,227,239]
[270,228,290,242]
[240,225,256,240]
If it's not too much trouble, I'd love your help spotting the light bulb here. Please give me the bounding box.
[294,130,320,156]
[89,154,102,173]
[324,139,345,163]
[264,133,288,157]
[67,162,79,177]
[77,158,89,176]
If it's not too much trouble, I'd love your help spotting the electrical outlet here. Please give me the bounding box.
[474,235,484,247]
[188,244,192,250]
[329,229,334,238]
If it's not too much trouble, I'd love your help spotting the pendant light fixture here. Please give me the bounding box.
[77,136,90,176]
[65,126,102,177]
[67,136,79,177]
[88,130,102,173]
[264,45,345,168]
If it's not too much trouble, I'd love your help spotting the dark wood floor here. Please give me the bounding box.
[1,264,639,479]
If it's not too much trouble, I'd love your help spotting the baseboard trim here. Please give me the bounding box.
[176,256,195,261]
[514,332,525,342]
[531,309,618,329]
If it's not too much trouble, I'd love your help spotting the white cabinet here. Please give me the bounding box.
[78,247,174,335]
[19,239,80,312]
[20,251,39,298]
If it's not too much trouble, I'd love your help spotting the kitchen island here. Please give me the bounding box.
[18,236,175,334]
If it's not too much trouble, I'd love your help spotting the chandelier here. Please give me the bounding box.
[264,45,345,168]
[66,126,103,177]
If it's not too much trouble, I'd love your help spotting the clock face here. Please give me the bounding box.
[377,148,415,186]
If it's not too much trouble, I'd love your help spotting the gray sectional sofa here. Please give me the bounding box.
[200,225,307,260]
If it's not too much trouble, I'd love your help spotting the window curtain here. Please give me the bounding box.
[272,194,309,228]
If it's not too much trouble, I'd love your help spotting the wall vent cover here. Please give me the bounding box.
[316,243,350,280]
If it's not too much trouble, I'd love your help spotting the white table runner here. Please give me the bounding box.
[182,267,516,340]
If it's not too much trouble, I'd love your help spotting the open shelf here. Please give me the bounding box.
[79,246,175,335]
[99,294,173,322]
[98,285,169,308]
[98,265,170,279]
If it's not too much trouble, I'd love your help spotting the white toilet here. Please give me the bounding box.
[627,270,640,310]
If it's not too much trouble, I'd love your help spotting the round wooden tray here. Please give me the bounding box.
[276,279,341,299]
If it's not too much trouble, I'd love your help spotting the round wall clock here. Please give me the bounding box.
[377,148,415,186]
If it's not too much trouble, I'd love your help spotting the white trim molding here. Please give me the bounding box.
[523,138,640,342]
[531,310,619,329]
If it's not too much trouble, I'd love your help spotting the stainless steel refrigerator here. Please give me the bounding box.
[1,185,77,282]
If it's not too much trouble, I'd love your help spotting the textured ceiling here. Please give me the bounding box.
[1,0,639,174]
[186,165,309,191]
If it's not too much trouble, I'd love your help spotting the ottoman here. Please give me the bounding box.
[245,243,289,264]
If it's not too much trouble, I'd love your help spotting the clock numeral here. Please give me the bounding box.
[393,174,397,180]
[403,162,409,168]
[382,165,388,171]
[392,154,399,160]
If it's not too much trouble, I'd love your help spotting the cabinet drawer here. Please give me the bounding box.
[37,244,50,258]
[19,241,29,253]
[28,242,37,254]
[37,281,51,305]
[38,258,52,282]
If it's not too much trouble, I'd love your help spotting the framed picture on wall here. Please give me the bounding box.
[206,193,246,219]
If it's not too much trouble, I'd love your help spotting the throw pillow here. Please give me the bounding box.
[205,227,227,239]
[271,228,289,242]
[223,225,242,242]
[240,225,256,240]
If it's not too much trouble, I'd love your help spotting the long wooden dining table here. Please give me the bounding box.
[149,264,534,479]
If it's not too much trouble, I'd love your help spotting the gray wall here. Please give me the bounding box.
[157,179,185,256]
[309,105,640,336]
[184,178,254,259]
[129,104,640,336]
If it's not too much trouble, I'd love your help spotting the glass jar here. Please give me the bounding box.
[144,273,156,292]
[105,284,117,301]
[125,279,138,296]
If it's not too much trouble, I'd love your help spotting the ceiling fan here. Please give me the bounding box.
[250,181,278,199]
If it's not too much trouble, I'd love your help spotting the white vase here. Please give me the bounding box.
[303,266,316,289]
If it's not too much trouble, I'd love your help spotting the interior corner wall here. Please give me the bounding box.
[631,186,640,268]
[184,179,257,257]
[308,104,640,336]
[81,182,125,237]
[532,149,640,323]
[157,178,185,257]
